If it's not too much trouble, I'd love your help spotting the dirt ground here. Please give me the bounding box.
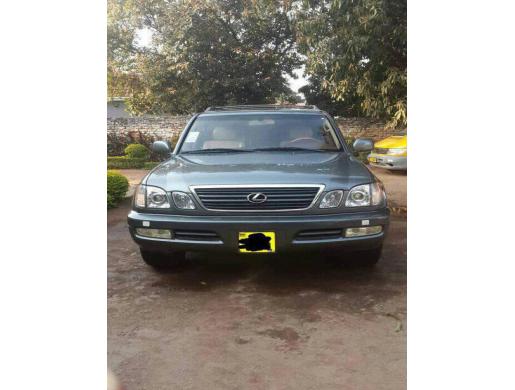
[368,167,407,208]
[108,199,406,390]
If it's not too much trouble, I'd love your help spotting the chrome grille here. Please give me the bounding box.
[191,185,323,211]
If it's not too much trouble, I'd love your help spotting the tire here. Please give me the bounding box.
[140,249,187,270]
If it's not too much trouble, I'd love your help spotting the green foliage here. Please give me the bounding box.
[107,0,139,71]
[143,161,160,170]
[107,0,406,124]
[108,0,300,114]
[107,156,147,169]
[107,131,179,161]
[107,170,129,208]
[299,76,362,117]
[124,143,150,159]
[107,132,131,156]
[297,0,407,128]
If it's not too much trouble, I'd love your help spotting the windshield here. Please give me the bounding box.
[179,113,342,153]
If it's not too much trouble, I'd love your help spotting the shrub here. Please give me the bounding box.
[107,156,147,169]
[107,170,129,208]
[107,130,180,160]
[143,161,160,170]
[107,132,131,156]
[124,143,150,159]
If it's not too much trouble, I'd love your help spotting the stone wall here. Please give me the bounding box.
[107,116,190,141]
[335,117,404,140]
[107,115,403,142]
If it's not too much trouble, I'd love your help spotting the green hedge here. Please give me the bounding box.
[107,170,129,208]
[107,156,147,169]
[143,161,160,170]
[124,143,150,159]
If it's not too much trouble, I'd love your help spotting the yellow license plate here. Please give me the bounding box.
[238,232,276,253]
[369,157,377,163]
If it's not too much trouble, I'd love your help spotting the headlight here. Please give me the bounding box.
[172,191,196,209]
[345,184,370,207]
[345,226,382,237]
[387,148,406,155]
[345,183,385,207]
[319,190,344,208]
[134,185,171,208]
[135,228,172,239]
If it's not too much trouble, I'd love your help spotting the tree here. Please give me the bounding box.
[109,0,301,114]
[107,0,142,98]
[299,75,362,116]
[297,0,407,127]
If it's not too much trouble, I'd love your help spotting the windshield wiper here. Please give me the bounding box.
[249,147,331,153]
[181,148,252,154]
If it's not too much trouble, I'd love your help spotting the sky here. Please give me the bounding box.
[285,66,308,96]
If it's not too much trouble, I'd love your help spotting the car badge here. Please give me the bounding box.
[247,192,267,203]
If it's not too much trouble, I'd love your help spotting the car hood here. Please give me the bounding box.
[374,135,407,149]
[145,151,375,192]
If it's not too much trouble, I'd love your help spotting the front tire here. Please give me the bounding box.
[140,249,186,270]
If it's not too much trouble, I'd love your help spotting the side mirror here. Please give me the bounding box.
[352,138,374,153]
[152,140,172,155]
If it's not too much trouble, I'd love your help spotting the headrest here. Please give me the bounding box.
[212,127,237,140]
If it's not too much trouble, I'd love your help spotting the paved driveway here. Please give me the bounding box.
[108,200,406,389]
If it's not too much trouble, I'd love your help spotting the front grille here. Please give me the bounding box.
[192,185,323,211]
[374,148,388,154]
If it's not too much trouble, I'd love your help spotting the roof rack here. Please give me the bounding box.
[205,104,320,112]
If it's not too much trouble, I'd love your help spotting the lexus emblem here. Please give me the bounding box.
[247,192,267,203]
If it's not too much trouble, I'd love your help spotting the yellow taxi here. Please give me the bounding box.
[367,132,407,170]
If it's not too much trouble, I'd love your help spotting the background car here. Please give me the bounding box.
[367,132,407,171]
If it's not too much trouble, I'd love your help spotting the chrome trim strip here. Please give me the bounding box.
[189,184,325,212]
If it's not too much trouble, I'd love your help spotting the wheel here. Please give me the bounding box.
[140,249,186,270]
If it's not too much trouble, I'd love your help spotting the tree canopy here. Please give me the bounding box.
[299,75,362,117]
[297,0,407,127]
[107,0,407,126]
[108,0,301,114]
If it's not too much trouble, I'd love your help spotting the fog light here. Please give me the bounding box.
[135,228,172,239]
[345,226,382,237]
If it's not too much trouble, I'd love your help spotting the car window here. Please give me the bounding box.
[179,114,341,153]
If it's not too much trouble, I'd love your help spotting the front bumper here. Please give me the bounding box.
[368,153,407,170]
[128,209,390,254]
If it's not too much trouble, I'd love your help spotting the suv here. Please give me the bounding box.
[128,105,389,269]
